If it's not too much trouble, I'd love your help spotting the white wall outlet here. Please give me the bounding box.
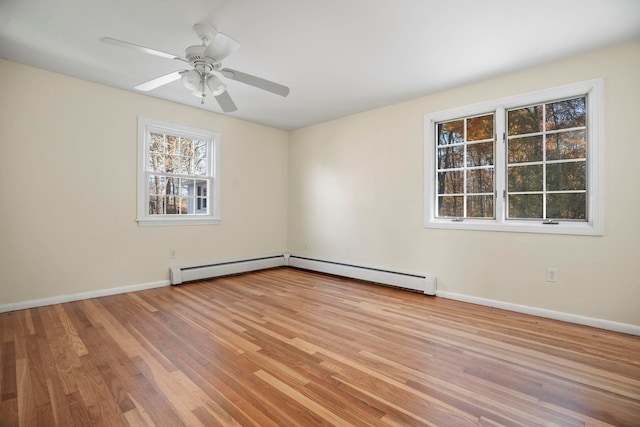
[547,268,558,282]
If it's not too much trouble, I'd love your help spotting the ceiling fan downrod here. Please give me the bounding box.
[199,78,206,104]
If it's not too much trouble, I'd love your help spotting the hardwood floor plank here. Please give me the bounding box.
[39,305,81,395]
[0,398,18,426]
[15,358,37,426]
[122,404,154,427]
[54,304,89,358]
[46,376,73,426]
[1,341,17,402]
[174,351,283,427]
[24,334,56,417]
[0,267,639,426]
[73,362,128,427]
[254,369,356,426]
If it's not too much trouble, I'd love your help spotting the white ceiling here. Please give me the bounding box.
[1,0,639,130]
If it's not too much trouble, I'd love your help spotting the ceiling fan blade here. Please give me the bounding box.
[204,33,240,62]
[214,90,238,112]
[134,71,182,91]
[100,37,187,62]
[220,68,290,97]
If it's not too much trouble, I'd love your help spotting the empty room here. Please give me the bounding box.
[1,0,639,425]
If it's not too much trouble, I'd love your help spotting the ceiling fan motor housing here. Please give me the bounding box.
[185,45,207,65]
[185,45,222,70]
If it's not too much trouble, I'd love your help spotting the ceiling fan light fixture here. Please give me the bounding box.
[206,75,227,96]
[181,69,201,92]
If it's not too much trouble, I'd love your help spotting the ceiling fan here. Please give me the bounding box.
[100,23,290,112]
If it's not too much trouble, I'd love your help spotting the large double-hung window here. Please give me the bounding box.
[137,117,220,226]
[425,79,603,235]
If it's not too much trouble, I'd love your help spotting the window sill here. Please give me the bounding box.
[137,217,221,227]
[424,218,603,236]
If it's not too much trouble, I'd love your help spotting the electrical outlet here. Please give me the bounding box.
[547,268,558,282]
[169,249,176,259]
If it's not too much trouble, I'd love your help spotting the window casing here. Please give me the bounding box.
[424,79,603,235]
[137,117,220,226]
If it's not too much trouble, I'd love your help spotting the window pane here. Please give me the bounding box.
[150,133,164,153]
[467,114,493,141]
[467,195,494,218]
[165,177,178,196]
[546,130,586,161]
[438,120,464,145]
[197,197,207,211]
[180,178,195,196]
[180,138,194,157]
[547,193,586,220]
[180,156,193,174]
[437,171,464,194]
[508,136,543,163]
[148,195,165,215]
[166,135,179,155]
[194,140,208,157]
[165,155,179,174]
[179,196,189,214]
[438,196,464,217]
[508,164,543,192]
[148,153,164,172]
[195,180,207,196]
[195,180,208,213]
[546,97,586,131]
[509,194,543,219]
[467,169,493,193]
[508,105,543,136]
[184,196,195,214]
[194,157,207,175]
[148,175,166,196]
[437,146,464,169]
[546,161,586,191]
[162,195,189,214]
[165,195,180,214]
[466,141,493,167]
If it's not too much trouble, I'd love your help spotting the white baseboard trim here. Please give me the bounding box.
[436,291,640,336]
[0,280,170,313]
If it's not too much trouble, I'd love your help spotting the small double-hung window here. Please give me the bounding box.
[425,79,603,235]
[137,117,220,226]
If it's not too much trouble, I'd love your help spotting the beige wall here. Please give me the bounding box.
[0,59,289,304]
[1,41,639,328]
[288,40,640,327]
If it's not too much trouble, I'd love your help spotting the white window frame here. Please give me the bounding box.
[137,116,221,226]
[424,79,604,236]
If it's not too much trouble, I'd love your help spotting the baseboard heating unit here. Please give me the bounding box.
[170,255,286,285]
[287,255,437,295]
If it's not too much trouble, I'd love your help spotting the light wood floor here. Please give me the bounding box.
[1,267,639,426]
